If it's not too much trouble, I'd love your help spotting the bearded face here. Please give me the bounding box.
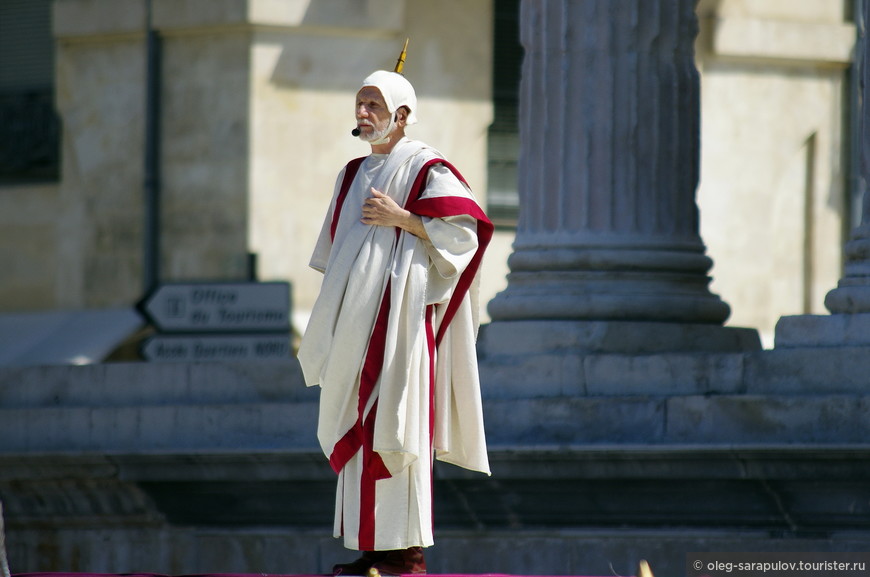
[355,86,396,144]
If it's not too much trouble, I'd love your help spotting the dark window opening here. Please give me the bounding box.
[0,0,61,185]
[487,0,523,226]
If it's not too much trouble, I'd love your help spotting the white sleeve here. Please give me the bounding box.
[418,164,479,279]
[421,214,478,279]
[308,168,345,273]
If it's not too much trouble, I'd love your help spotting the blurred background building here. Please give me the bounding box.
[0,1,868,575]
[0,0,860,352]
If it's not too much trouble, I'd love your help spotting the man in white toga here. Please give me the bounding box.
[297,62,493,576]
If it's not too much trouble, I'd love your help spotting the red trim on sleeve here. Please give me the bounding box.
[404,159,494,345]
[330,157,366,241]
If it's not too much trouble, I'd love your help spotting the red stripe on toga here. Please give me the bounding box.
[330,157,366,241]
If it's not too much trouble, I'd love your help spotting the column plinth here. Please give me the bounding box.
[825,227,870,313]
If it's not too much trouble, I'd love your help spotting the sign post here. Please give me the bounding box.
[137,282,292,362]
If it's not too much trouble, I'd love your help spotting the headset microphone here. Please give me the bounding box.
[351,127,361,137]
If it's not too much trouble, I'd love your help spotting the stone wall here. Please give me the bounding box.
[2,354,870,575]
[0,0,857,342]
[1,2,868,575]
[0,184,60,309]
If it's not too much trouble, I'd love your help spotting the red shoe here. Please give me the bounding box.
[333,550,387,576]
[369,546,427,575]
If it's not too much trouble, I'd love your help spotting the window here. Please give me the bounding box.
[487,0,523,225]
[0,0,60,184]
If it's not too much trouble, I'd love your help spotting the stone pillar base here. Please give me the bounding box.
[775,313,870,348]
[487,237,733,326]
[825,278,870,314]
[479,319,761,357]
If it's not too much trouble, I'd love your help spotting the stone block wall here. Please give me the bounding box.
[1,350,869,574]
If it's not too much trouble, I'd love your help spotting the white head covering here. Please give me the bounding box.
[360,70,419,125]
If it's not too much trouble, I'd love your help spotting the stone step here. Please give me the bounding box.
[478,320,761,355]
[482,394,870,446]
[479,351,746,398]
[4,390,857,454]
[0,360,312,408]
[480,346,870,398]
[743,347,870,393]
[775,313,870,347]
[0,401,319,453]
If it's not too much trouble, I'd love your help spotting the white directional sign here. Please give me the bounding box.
[139,282,290,333]
[142,334,291,362]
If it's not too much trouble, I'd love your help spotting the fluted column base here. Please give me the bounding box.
[776,229,870,348]
[824,226,870,314]
[488,235,732,324]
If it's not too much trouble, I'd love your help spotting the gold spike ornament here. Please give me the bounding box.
[394,38,409,74]
[638,559,655,577]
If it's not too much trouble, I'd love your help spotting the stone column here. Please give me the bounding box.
[775,4,869,347]
[485,0,759,352]
[825,0,870,316]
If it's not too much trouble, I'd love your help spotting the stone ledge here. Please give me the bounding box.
[745,345,870,392]
[478,320,761,356]
[481,351,747,398]
[712,17,856,66]
[775,313,870,348]
[666,394,870,444]
[7,525,869,575]
[0,360,310,408]
[0,401,318,452]
[483,394,870,445]
[53,0,145,39]
[6,445,870,483]
[53,0,404,38]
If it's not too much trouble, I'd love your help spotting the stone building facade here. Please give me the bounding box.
[1,0,494,332]
[1,1,869,576]
[0,0,860,346]
[695,0,857,346]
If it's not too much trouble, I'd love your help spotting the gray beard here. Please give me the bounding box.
[359,115,396,145]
